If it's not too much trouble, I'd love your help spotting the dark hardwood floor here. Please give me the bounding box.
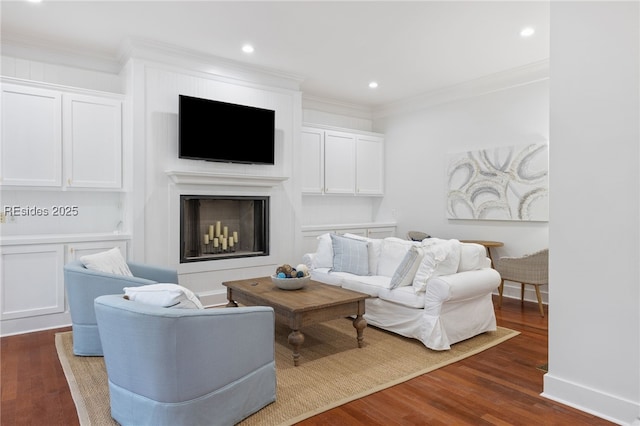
[1,297,614,426]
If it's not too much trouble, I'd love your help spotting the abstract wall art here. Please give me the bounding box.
[446,143,549,221]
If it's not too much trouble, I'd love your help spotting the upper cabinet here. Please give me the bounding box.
[1,80,123,189]
[64,94,122,188]
[1,84,62,187]
[302,125,384,196]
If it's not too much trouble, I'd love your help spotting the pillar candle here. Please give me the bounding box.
[223,226,228,239]
[222,237,227,251]
[213,238,219,247]
[229,236,234,247]
[204,234,209,244]
[233,231,238,244]
[215,221,221,237]
[208,225,214,240]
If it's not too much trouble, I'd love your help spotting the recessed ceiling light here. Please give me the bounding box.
[242,44,254,54]
[368,81,379,89]
[520,27,535,38]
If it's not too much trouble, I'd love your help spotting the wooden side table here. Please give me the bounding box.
[460,240,504,268]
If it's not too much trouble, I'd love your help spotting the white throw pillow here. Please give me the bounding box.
[389,245,425,289]
[124,284,204,309]
[458,243,490,272]
[376,237,416,277]
[331,234,370,276]
[314,233,334,269]
[80,247,133,277]
[412,239,461,293]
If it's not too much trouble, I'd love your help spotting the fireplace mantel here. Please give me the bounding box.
[166,170,288,187]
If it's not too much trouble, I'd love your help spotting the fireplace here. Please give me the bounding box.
[180,195,269,263]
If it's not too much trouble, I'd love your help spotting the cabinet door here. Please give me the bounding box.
[324,131,356,194]
[1,84,62,186]
[1,244,65,320]
[67,240,128,261]
[301,127,324,194]
[366,226,396,239]
[64,94,122,188]
[356,135,384,195]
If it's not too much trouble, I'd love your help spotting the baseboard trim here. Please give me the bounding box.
[543,373,639,425]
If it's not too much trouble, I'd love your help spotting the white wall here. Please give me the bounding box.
[544,2,639,425]
[374,76,549,301]
[122,53,302,304]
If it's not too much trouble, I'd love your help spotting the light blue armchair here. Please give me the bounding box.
[94,295,276,426]
[64,260,179,356]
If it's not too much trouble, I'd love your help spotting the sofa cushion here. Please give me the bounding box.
[123,283,204,309]
[412,239,461,293]
[331,234,370,276]
[377,237,416,277]
[378,286,426,309]
[340,274,391,297]
[389,245,424,289]
[458,243,491,272]
[343,233,382,275]
[314,233,334,268]
[80,247,133,277]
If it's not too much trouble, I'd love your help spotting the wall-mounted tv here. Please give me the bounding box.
[179,95,275,165]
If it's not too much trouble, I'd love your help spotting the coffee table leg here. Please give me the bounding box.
[353,314,367,348]
[288,330,304,366]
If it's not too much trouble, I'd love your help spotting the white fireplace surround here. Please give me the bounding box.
[166,170,290,292]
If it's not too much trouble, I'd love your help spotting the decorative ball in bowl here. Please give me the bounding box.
[271,274,310,290]
[271,263,311,290]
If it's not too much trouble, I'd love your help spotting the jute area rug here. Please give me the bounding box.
[56,320,518,426]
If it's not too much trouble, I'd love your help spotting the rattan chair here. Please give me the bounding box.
[495,249,548,317]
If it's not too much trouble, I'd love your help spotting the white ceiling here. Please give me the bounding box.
[1,1,550,107]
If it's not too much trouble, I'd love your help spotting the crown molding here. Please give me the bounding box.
[1,35,121,75]
[301,95,374,120]
[373,59,550,119]
[119,38,304,92]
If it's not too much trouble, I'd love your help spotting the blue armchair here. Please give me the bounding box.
[94,295,276,426]
[64,260,179,356]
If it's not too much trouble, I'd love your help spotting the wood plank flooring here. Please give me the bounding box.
[1,297,614,425]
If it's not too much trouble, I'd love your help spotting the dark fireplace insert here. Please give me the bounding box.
[180,195,269,263]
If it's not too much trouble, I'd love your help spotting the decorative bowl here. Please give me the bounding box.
[270,274,310,290]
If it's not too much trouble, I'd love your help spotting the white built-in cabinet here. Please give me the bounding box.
[302,125,384,196]
[300,224,396,255]
[1,80,123,189]
[0,78,128,332]
[0,239,128,322]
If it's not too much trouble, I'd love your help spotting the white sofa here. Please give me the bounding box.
[302,233,501,350]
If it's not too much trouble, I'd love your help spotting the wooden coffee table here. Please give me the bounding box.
[223,276,368,366]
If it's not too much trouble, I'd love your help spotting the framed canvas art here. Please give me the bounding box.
[446,143,548,221]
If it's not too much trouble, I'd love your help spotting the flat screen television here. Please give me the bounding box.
[179,95,275,165]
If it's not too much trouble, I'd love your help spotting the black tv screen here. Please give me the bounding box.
[179,95,275,165]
